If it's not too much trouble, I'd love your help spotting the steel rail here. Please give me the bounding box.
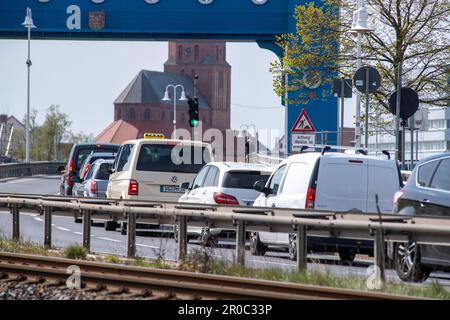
[0,252,418,300]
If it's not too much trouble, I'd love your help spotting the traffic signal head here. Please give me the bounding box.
[188,97,199,127]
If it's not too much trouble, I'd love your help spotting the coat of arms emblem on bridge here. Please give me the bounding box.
[89,11,105,30]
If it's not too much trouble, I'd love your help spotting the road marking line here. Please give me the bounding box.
[73,232,83,235]
[96,237,123,243]
[56,227,71,232]
[33,217,43,222]
[136,243,160,249]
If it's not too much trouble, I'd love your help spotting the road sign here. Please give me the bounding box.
[291,133,316,152]
[353,66,381,93]
[388,87,419,120]
[291,108,316,132]
[333,78,352,98]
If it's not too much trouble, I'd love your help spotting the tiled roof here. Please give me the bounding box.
[95,119,214,144]
[114,70,210,109]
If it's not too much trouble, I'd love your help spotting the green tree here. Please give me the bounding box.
[271,0,450,132]
[29,105,72,161]
[68,131,95,144]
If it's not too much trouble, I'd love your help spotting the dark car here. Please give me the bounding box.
[392,152,450,282]
[59,143,119,196]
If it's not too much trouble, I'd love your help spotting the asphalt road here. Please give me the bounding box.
[1,176,450,289]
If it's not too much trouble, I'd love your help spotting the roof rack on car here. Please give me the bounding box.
[321,146,331,155]
[299,146,309,154]
[298,144,369,153]
[382,150,391,160]
[356,149,367,156]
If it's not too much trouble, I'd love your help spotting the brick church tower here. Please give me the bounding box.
[96,40,231,145]
[164,40,231,135]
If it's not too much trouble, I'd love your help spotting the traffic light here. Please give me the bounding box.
[188,97,199,127]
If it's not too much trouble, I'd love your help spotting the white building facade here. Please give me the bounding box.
[367,107,450,164]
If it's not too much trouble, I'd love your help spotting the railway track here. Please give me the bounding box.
[0,252,417,300]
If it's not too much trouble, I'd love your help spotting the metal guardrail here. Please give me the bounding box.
[1,193,450,283]
[0,161,65,179]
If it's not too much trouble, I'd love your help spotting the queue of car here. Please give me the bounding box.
[58,137,450,283]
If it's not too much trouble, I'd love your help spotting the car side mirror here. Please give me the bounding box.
[254,180,271,196]
[57,165,66,174]
[181,182,191,191]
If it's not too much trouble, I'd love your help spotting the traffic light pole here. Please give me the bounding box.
[395,62,402,163]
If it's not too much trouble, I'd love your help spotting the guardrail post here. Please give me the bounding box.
[178,215,188,261]
[82,209,92,251]
[44,206,52,247]
[374,229,386,282]
[235,220,246,266]
[297,225,307,272]
[10,204,20,241]
[127,212,136,258]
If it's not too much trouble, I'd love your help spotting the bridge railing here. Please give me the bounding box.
[0,161,65,179]
[1,193,450,281]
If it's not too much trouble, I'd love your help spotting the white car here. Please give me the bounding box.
[251,149,403,261]
[105,137,213,233]
[178,162,274,245]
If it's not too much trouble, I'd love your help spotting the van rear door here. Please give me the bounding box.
[134,143,210,201]
[315,156,368,212]
[367,159,401,213]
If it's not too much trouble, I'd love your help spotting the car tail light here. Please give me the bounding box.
[67,175,73,187]
[68,159,74,173]
[305,187,316,209]
[213,192,239,205]
[393,189,405,205]
[90,180,97,194]
[82,163,91,179]
[128,179,139,196]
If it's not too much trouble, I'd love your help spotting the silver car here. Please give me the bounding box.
[74,159,114,198]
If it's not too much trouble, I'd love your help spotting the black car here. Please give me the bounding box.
[59,143,120,196]
[392,152,450,282]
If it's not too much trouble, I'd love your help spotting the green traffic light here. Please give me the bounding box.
[189,119,199,127]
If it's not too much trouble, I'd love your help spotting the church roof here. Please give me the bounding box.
[114,70,210,109]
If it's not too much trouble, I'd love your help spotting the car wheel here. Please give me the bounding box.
[104,221,118,231]
[394,242,430,282]
[338,248,356,264]
[288,234,297,261]
[120,222,127,235]
[249,232,266,256]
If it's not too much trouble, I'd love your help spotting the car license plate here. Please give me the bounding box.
[160,185,185,193]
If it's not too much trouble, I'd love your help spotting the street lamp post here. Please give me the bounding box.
[350,0,373,148]
[162,84,187,139]
[22,7,36,163]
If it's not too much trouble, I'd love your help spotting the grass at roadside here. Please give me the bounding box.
[1,235,449,299]
[0,236,51,256]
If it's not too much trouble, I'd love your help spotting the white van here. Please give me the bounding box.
[251,150,403,261]
[105,137,212,232]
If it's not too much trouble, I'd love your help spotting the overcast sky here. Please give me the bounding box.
[0,40,354,149]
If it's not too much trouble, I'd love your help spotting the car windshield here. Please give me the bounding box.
[136,144,210,173]
[95,162,112,180]
[222,171,270,189]
[75,147,118,172]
